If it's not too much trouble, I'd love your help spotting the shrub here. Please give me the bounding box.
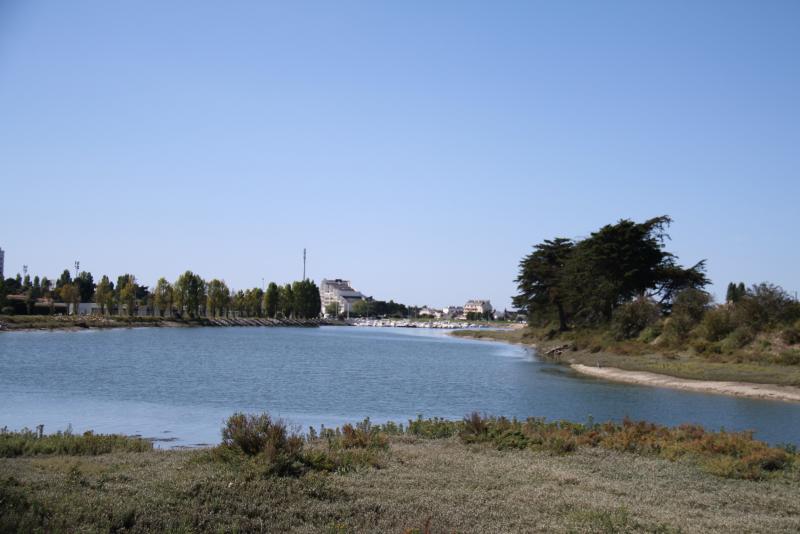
[699,307,735,342]
[217,413,391,476]
[0,427,152,457]
[661,289,712,346]
[781,327,800,346]
[720,327,755,352]
[637,324,662,343]
[449,414,795,480]
[732,283,800,332]
[339,419,388,450]
[774,350,800,366]
[220,412,304,474]
[406,416,460,439]
[221,413,293,456]
[461,412,489,441]
[702,448,791,480]
[610,298,660,340]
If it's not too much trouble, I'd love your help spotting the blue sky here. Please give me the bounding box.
[1,1,798,308]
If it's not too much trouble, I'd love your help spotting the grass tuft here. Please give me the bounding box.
[0,426,152,457]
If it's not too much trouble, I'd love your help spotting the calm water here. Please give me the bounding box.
[1,326,799,447]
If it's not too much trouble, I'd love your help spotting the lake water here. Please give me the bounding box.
[2,326,799,447]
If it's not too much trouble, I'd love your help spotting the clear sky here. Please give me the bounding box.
[1,1,798,308]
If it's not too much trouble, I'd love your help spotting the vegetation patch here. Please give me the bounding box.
[0,427,152,457]
[212,410,798,481]
[207,413,390,477]
[369,414,796,481]
[2,413,800,532]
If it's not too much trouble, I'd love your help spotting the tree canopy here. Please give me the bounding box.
[514,216,709,329]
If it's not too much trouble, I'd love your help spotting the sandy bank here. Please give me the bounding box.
[572,364,800,403]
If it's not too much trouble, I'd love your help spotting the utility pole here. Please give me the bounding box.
[303,248,306,281]
[74,261,80,280]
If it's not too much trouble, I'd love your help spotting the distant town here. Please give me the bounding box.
[0,248,521,323]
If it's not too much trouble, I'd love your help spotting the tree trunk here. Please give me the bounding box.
[557,302,568,331]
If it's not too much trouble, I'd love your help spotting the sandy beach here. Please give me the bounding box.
[572,364,800,403]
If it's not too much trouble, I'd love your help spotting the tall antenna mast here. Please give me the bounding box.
[303,248,307,280]
[74,260,80,279]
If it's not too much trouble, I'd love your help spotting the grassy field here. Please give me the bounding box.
[452,328,800,387]
[2,417,799,533]
[3,437,800,532]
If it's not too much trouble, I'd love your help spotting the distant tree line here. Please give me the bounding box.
[347,298,410,318]
[325,298,432,319]
[513,216,800,355]
[0,270,321,319]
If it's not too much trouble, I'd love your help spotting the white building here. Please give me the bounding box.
[442,306,463,319]
[69,302,103,316]
[320,279,365,317]
[418,306,442,318]
[464,299,493,316]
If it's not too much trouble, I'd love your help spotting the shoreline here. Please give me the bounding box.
[571,364,800,403]
[451,329,800,403]
[0,316,340,333]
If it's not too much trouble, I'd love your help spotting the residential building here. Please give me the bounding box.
[418,306,442,318]
[442,306,463,319]
[464,299,493,316]
[320,278,365,317]
[0,246,4,280]
[5,294,68,315]
[69,302,103,316]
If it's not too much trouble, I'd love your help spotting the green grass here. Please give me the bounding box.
[0,427,153,457]
[2,415,800,532]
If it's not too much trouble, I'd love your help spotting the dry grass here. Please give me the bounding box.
[2,435,799,533]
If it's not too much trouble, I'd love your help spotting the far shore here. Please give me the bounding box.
[572,364,800,403]
[0,315,340,333]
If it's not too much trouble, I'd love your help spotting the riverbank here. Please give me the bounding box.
[0,315,341,332]
[452,328,800,402]
[2,426,799,532]
[573,364,800,402]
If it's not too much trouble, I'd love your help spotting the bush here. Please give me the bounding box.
[406,416,460,439]
[637,324,662,343]
[217,413,391,476]
[661,289,712,346]
[222,413,295,456]
[732,283,800,332]
[774,350,800,366]
[460,412,490,442]
[0,427,152,457]
[339,419,388,450]
[449,414,794,480]
[610,298,660,340]
[720,327,755,352]
[699,307,735,342]
[220,412,304,474]
[781,327,800,346]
